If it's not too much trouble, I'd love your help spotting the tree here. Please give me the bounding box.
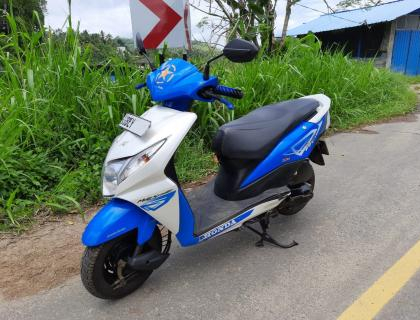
[278,0,300,49]
[191,0,279,53]
[1,0,47,31]
[336,0,384,9]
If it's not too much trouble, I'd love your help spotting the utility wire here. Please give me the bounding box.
[294,2,368,26]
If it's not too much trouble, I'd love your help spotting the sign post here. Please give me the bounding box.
[129,0,192,50]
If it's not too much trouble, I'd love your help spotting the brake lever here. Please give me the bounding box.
[219,97,234,110]
[200,90,235,110]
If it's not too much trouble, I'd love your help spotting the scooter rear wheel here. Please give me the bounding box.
[81,226,170,300]
[276,164,315,216]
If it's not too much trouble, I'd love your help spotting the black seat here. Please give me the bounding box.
[212,98,319,160]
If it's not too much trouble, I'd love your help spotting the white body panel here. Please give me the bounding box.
[301,94,331,128]
[108,106,197,234]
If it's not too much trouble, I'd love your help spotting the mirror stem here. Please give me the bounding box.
[142,53,156,71]
[203,53,224,80]
[203,63,210,80]
[159,53,165,66]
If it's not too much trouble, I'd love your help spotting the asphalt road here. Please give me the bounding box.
[2,112,420,320]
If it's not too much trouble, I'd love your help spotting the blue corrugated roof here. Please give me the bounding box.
[288,0,420,36]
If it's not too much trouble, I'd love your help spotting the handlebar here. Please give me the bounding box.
[198,85,243,110]
[136,80,241,110]
[213,85,243,99]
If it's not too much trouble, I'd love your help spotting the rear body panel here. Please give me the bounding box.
[242,94,330,187]
[214,94,331,200]
[241,116,327,187]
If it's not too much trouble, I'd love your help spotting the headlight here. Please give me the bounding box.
[102,139,166,197]
[102,158,126,197]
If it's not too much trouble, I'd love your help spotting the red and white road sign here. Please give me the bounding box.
[129,0,192,50]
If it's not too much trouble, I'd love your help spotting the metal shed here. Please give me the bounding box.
[288,0,420,75]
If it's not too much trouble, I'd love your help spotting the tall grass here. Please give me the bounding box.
[210,35,416,135]
[0,16,151,229]
[0,17,416,230]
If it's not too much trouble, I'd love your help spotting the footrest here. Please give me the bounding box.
[187,178,290,236]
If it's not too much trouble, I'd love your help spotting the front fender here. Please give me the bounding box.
[82,198,157,247]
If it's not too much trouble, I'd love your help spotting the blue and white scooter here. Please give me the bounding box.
[81,35,331,299]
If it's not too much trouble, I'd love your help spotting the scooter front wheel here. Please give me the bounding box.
[81,227,169,300]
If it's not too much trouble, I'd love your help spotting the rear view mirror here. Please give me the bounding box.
[135,32,156,71]
[223,39,259,63]
[136,32,146,55]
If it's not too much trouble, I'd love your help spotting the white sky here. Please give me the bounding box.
[45,0,343,40]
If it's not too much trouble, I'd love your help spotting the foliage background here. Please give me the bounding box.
[0,0,46,32]
[0,13,416,230]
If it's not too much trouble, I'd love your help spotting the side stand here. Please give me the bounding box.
[244,214,298,249]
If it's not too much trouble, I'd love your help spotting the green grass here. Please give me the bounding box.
[213,35,417,132]
[175,133,217,182]
[0,18,416,231]
[403,75,420,85]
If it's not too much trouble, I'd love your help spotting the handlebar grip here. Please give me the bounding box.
[213,85,243,99]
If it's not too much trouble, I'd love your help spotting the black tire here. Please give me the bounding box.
[81,227,168,300]
[276,164,315,216]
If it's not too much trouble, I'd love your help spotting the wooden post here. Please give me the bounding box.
[386,20,397,68]
[279,0,294,49]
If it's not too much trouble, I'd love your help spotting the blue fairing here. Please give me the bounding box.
[82,198,157,247]
[176,190,199,247]
[241,115,327,187]
[175,190,254,246]
[147,59,218,110]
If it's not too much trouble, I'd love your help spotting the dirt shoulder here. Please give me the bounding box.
[0,176,214,301]
[0,211,94,301]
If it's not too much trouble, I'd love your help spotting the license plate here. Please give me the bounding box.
[119,114,151,137]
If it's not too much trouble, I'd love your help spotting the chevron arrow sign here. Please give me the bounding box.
[129,0,192,49]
